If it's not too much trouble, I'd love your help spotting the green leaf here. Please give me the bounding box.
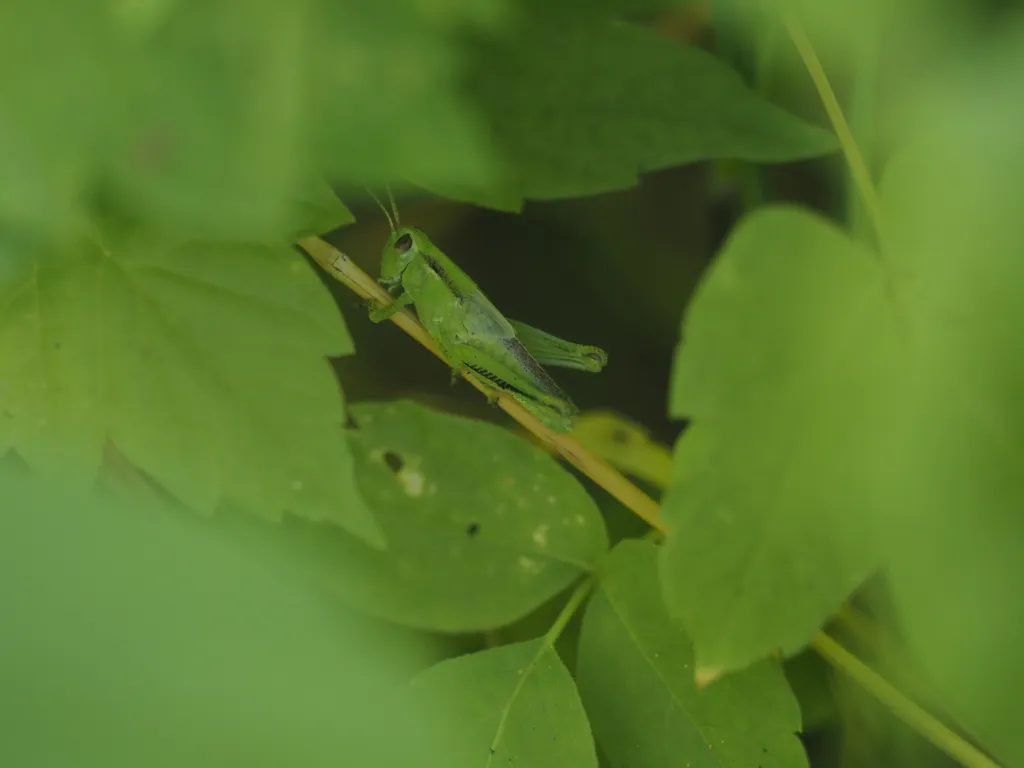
[0,231,382,547]
[425,18,836,210]
[283,181,355,241]
[0,1,829,226]
[294,400,608,631]
[870,37,1024,766]
[660,206,897,674]
[0,1,319,241]
[535,0,701,16]
[577,540,807,768]
[782,651,836,733]
[0,469,447,768]
[411,639,599,767]
[313,0,505,192]
[0,0,503,241]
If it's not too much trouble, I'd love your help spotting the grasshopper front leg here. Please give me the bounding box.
[368,292,414,323]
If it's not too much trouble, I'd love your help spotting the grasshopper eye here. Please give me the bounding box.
[394,233,413,252]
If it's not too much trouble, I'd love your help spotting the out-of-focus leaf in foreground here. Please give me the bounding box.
[282,181,355,240]
[276,401,608,631]
[660,20,1024,764]
[0,0,504,241]
[873,28,1024,766]
[578,541,808,768]
[0,0,833,230]
[411,639,598,767]
[0,231,381,546]
[0,469,447,767]
[660,206,898,674]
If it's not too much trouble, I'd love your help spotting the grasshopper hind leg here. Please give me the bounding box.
[467,369,575,431]
[453,345,577,432]
[508,320,608,373]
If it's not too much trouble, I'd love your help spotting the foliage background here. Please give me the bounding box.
[2,1,1022,767]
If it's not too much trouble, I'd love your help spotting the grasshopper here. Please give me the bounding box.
[366,202,607,432]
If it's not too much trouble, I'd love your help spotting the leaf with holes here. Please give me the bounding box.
[278,400,608,631]
[410,640,598,767]
[0,231,381,546]
[578,540,807,768]
[659,206,899,674]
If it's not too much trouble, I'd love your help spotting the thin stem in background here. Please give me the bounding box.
[812,634,1000,768]
[785,17,885,245]
[844,20,881,247]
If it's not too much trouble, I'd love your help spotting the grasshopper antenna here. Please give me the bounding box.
[364,187,395,231]
[385,183,401,228]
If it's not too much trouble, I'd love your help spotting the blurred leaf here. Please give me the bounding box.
[871,30,1024,767]
[0,3,106,240]
[312,0,504,192]
[426,16,836,210]
[295,401,608,631]
[411,639,599,767]
[0,1,830,229]
[0,469,447,767]
[537,0,701,15]
[659,206,897,674]
[283,181,355,240]
[0,230,381,546]
[577,540,808,768]
[571,409,673,488]
[0,0,504,241]
[782,651,835,733]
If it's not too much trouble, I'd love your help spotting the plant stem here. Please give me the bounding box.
[544,577,597,647]
[739,22,784,211]
[812,633,1000,768]
[784,17,884,245]
[843,24,879,245]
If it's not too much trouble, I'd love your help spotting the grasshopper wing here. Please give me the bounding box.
[454,290,577,423]
[458,287,517,340]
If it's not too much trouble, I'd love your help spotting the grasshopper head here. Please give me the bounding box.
[379,226,430,291]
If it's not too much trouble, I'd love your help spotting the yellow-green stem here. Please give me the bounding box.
[812,633,1000,768]
[784,17,884,244]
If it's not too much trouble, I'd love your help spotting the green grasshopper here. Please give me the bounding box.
[366,200,607,432]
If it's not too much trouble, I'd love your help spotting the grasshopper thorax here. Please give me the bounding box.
[379,226,432,290]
